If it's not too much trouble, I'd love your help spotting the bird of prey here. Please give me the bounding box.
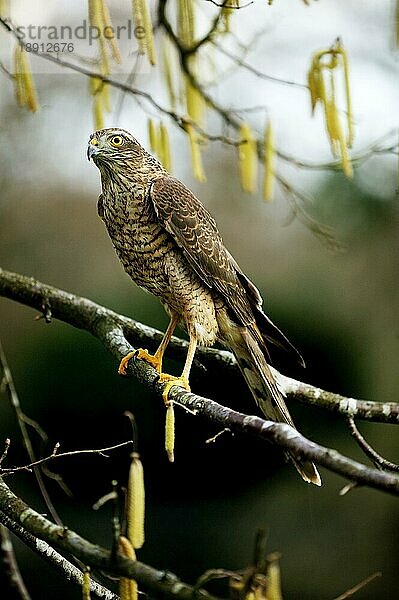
[88,127,321,486]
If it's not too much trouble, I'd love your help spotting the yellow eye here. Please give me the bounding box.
[110,135,123,147]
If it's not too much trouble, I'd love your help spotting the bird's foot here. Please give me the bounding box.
[158,373,190,405]
[118,348,162,376]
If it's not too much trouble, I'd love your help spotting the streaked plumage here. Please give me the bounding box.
[88,127,321,486]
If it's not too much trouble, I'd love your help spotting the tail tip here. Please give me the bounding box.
[294,460,322,487]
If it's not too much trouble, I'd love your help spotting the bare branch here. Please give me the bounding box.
[0,480,220,600]
[1,268,396,423]
[276,370,399,424]
[0,439,10,465]
[0,441,134,476]
[211,40,307,89]
[0,513,119,600]
[0,524,32,600]
[0,339,63,526]
[347,417,399,472]
[0,268,399,495]
[204,0,253,8]
[332,571,382,600]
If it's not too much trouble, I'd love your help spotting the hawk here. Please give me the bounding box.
[88,127,321,486]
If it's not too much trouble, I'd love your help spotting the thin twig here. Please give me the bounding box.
[0,340,63,526]
[332,571,382,600]
[0,524,32,600]
[205,428,231,444]
[0,439,10,465]
[212,40,308,89]
[0,441,134,476]
[347,417,399,472]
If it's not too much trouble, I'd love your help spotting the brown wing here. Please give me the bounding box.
[149,176,254,327]
[149,176,303,363]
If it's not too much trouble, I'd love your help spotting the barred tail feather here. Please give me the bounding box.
[231,328,321,486]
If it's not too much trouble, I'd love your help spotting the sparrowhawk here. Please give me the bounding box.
[87,127,321,486]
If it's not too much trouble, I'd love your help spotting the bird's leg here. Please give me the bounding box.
[118,313,179,376]
[160,336,197,404]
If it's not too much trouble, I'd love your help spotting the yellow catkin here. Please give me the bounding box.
[127,454,145,549]
[325,99,340,155]
[339,48,354,147]
[13,45,39,112]
[93,94,104,130]
[220,7,233,33]
[262,120,275,202]
[266,560,283,600]
[148,119,159,155]
[254,583,267,600]
[178,0,195,47]
[165,402,175,462]
[307,60,321,113]
[101,82,111,112]
[140,0,156,65]
[185,76,205,126]
[239,123,258,193]
[185,123,207,182]
[325,96,353,178]
[82,569,91,600]
[88,0,110,75]
[0,0,9,15]
[308,43,353,178]
[132,0,146,55]
[119,536,138,600]
[132,0,156,64]
[162,38,178,110]
[13,45,24,106]
[99,0,122,63]
[159,123,172,172]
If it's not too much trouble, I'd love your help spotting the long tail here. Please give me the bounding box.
[230,327,321,486]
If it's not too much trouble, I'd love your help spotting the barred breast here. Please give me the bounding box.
[100,182,219,346]
[101,183,173,298]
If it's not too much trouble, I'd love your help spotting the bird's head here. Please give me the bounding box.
[87,128,145,171]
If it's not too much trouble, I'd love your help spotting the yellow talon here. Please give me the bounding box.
[118,351,137,375]
[160,375,190,405]
[118,348,163,376]
[135,348,163,371]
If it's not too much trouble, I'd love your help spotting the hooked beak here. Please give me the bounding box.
[87,138,100,161]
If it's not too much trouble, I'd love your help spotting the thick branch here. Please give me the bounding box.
[0,513,118,600]
[1,268,399,494]
[0,479,218,600]
[0,268,396,423]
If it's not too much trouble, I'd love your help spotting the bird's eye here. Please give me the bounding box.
[110,135,123,147]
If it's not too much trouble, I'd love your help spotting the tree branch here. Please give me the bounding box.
[0,267,397,423]
[347,417,399,473]
[1,269,399,494]
[0,479,219,600]
[0,441,134,476]
[0,524,31,600]
[0,513,119,600]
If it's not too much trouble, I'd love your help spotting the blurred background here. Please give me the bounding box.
[0,1,398,598]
